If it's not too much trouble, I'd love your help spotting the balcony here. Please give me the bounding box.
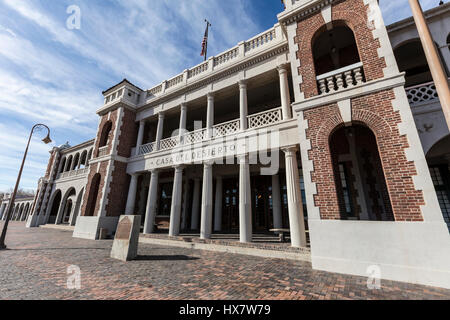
[138,107,284,156]
[405,80,439,106]
[56,168,89,180]
[316,62,365,95]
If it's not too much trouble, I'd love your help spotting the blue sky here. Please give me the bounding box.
[0,0,445,192]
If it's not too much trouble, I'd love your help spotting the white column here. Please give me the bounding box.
[239,156,252,243]
[278,64,292,120]
[143,170,159,234]
[125,174,139,215]
[283,147,307,247]
[135,121,145,156]
[239,80,248,130]
[200,164,214,239]
[179,103,187,137]
[206,93,214,139]
[155,113,165,150]
[214,176,223,232]
[272,175,283,229]
[169,166,184,237]
[191,179,201,230]
[181,179,189,230]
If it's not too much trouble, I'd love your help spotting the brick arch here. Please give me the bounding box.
[294,0,386,98]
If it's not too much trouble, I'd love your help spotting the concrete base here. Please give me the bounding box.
[309,220,450,289]
[73,216,120,240]
[111,215,141,262]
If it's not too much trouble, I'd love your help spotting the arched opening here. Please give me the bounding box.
[48,190,62,224]
[312,23,361,77]
[329,124,393,221]
[426,134,450,226]
[394,40,432,87]
[85,173,101,217]
[59,157,66,174]
[79,151,87,169]
[99,121,112,148]
[60,188,76,224]
[18,204,24,221]
[23,203,30,221]
[72,153,80,170]
[65,155,73,172]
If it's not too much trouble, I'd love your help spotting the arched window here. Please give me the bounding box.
[72,153,80,170]
[65,156,73,172]
[79,151,87,169]
[312,24,361,77]
[329,124,393,221]
[394,40,432,87]
[48,190,62,224]
[99,121,112,148]
[59,157,66,174]
[85,173,101,217]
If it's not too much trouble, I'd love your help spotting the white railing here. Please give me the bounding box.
[147,84,162,97]
[214,47,239,67]
[57,168,89,180]
[159,136,180,151]
[137,107,284,156]
[104,88,124,104]
[98,146,109,157]
[213,119,240,137]
[188,61,209,79]
[316,62,364,95]
[247,107,283,129]
[245,29,276,53]
[405,81,439,106]
[139,142,156,155]
[184,128,206,144]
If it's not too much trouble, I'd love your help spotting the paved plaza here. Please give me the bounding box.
[0,222,449,300]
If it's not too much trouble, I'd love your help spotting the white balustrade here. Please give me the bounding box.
[405,81,439,106]
[139,142,156,155]
[184,128,207,144]
[245,29,276,53]
[137,107,284,156]
[166,74,184,89]
[316,62,364,95]
[247,107,283,129]
[57,168,89,180]
[213,119,240,137]
[98,146,109,157]
[188,61,209,79]
[214,47,239,67]
[159,136,180,151]
[147,84,162,97]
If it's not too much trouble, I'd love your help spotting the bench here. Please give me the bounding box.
[269,228,290,242]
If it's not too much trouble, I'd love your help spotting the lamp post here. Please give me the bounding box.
[0,124,52,250]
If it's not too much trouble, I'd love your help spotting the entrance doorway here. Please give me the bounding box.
[221,177,239,232]
[251,175,273,232]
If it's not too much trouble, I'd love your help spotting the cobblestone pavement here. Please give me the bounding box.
[0,222,449,300]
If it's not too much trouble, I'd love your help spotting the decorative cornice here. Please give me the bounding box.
[278,0,335,27]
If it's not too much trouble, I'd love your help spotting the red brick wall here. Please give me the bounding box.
[304,89,425,221]
[294,0,386,98]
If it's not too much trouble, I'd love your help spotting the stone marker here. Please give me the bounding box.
[110,215,141,261]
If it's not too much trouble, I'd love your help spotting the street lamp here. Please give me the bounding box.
[0,124,52,250]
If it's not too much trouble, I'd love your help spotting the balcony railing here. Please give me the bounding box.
[137,107,284,157]
[98,146,109,157]
[57,168,89,180]
[405,80,439,106]
[316,62,365,95]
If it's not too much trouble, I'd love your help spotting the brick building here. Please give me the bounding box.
[3,0,449,288]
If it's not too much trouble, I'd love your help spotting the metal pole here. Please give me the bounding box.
[408,0,450,130]
[0,124,51,250]
[204,19,211,62]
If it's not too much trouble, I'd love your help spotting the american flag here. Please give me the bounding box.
[201,20,210,59]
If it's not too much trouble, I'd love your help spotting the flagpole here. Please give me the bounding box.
[204,19,211,62]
